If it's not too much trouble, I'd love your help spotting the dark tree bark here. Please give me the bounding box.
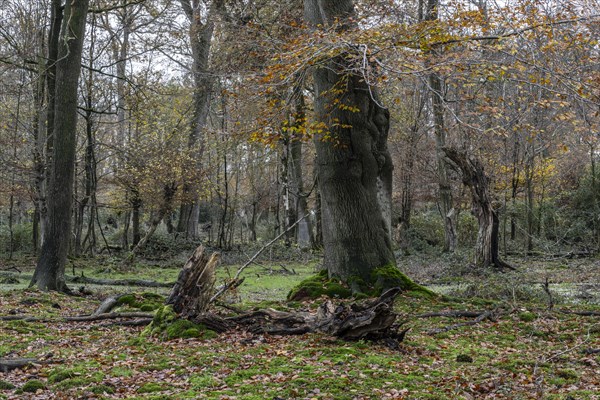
[443,147,514,270]
[304,0,405,290]
[31,0,90,291]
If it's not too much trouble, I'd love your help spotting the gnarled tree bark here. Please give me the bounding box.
[443,147,514,270]
[304,0,399,289]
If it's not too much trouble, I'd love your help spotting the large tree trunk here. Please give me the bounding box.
[31,0,90,291]
[443,147,513,270]
[176,0,215,239]
[304,0,398,289]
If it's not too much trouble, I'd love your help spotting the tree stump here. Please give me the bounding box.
[166,246,220,318]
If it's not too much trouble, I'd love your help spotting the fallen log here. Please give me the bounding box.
[0,356,59,373]
[0,312,153,324]
[144,244,407,344]
[66,312,154,322]
[560,310,600,317]
[67,275,174,288]
[0,358,40,373]
[223,287,406,342]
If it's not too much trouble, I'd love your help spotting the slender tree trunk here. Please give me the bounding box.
[510,132,520,241]
[525,142,535,253]
[76,33,97,256]
[131,191,142,246]
[32,32,47,254]
[305,0,398,289]
[177,0,215,239]
[31,0,90,291]
[44,0,63,211]
[115,2,132,251]
[288,92,314,249]
[426,0,456,253]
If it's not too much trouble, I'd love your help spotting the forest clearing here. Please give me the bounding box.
[1,249,599,399]
[1,0,600,398]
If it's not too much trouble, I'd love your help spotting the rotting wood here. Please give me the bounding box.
[0,358,40,373]
[92,293,129,315]
[223,287,407,342]
[166,245,220,317]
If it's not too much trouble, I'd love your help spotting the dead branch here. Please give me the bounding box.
[209,215,308,304]
[0,312,153,323]
[0,356,57,373]
[93,294,130,315]
[66,312,155,322]
[427,310,493,335]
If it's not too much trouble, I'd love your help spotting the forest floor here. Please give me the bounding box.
[0,249,599,399]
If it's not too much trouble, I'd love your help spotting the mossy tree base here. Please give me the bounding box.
[288,265,436,301]
[142,305,218,341]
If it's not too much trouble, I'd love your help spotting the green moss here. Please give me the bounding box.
[287,270,352,301]
[142,305,216,340]
[518,311,537,322]
[0,380,15,390]
[371,265,436,297]
[287,265,436,300]
[21,379,45,393]
[89,384,115,395]
[48,369,76,384]
[117,292,164,311]
[54,372,103,390]
[137,382,165,393]
[555,369,578,381]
